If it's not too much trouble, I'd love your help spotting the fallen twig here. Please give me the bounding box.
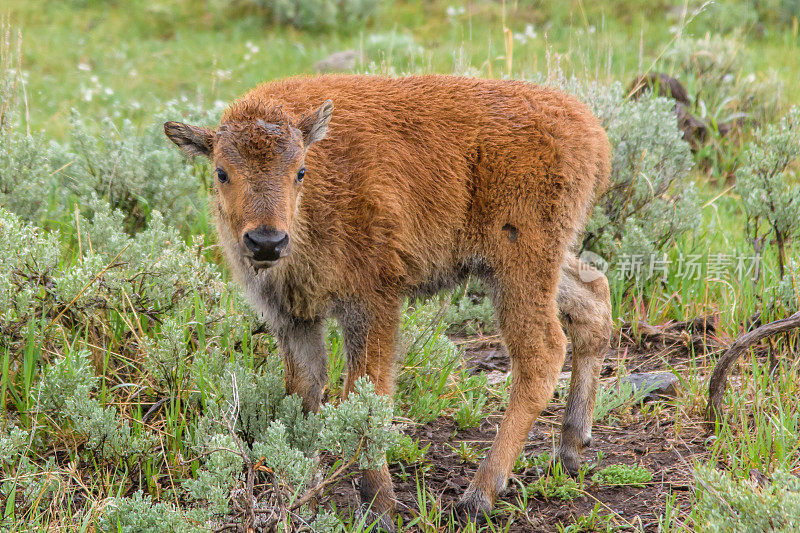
[707,310,800,423]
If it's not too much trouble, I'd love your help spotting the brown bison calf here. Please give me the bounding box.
[165,74,612,527]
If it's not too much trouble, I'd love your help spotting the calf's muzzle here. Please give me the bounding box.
[243,226,289,266]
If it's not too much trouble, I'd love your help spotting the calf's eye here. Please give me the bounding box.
[297,167,306,183]
[216,168,229,184]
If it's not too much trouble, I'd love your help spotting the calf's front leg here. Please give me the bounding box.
[338,298,401,532]
[274,317,329,413]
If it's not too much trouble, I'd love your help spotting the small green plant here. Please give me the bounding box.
[395,302,488,424]
[592,464,653,487]
[450,441,482,465]
[658,492,682,533]
[527,462,584,501]
[387,433,429,465]
[454,390,489,430]
[401,474,461,532]
[557,503,619,532]
[514,451,552,474]
[593,377,655,421]
[444,278,497,334]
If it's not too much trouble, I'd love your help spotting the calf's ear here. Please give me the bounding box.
[163,122,214,157]
[298,100,334,147]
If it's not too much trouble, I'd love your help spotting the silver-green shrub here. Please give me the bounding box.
[563,80,699,274]
[67,393,159,461]
[0,199,226,353]
[1,197,401,526]
[663,32,783,125]
[101,491,208,533]
[695,0,800,31]
[775,259,800,313]
[319,377,398,470]
[35,346,158,462]
[735,107,800,279]
[693,466,800,531]
[184,431,244,516]
[0,99,221,233]
[0,426,66,515]
[35,348,97,412]
[183,358,396,522]
[65,100,222,234]
[0,207,61,326]
[244,0,387,30]
[0,132,72,224]
[396,301,489,423]
[251,421,315,489]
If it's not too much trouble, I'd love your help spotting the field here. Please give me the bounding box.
[2,0,800,531]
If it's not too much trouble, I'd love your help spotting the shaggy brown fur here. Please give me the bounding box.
[165,74,612,528]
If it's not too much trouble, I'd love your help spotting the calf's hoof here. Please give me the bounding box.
[356,503,396,532]
[455,487,494,525]
[358,466,396,532]
[556,445,582,475]
[557,436,591,475]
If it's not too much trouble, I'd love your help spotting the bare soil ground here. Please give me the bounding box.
[330,320,720,531]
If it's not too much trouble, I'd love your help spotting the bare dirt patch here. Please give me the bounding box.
[329,324,717,531]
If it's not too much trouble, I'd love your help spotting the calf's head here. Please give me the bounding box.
[164,100,333,271]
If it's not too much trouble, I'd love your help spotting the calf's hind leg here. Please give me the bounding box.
[458,265,567,519]
[556,255,612,473]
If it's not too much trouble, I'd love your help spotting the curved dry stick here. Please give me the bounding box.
[707,310,800,422]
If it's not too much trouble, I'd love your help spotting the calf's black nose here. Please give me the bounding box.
[243,227,289,262]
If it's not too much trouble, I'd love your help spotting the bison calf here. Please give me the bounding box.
[165,74,612,528]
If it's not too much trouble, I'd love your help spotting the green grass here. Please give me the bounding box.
[9,1,800,138]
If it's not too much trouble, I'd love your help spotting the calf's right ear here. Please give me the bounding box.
[163,122,214,158]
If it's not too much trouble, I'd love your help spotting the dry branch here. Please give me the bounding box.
[707,310,800,423]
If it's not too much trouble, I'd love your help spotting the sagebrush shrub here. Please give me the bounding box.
[395,302,488,423]
[775,259,800,313]
[693,466,800,531]
[35,348,98,412]
[735,106,800,279]
[101,490,208,533]
[0,196,403,527]
[444,277,496,334]
[562,80,699,273]
[696,0,800,31]
[664,32,783,125]
[0,99,221,233]
[320,378,398,470]
[0,207,61,326]
[65,100,222,233]
[0,200,226,352]
[0,132,73,224]
[243,0,387,29]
